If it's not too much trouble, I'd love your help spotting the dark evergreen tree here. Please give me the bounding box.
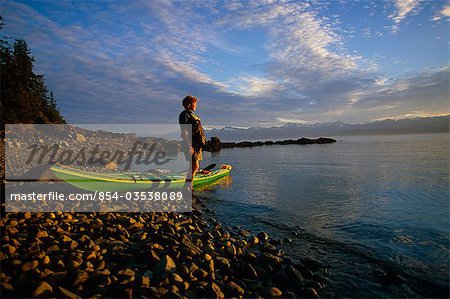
[0,38,65,129]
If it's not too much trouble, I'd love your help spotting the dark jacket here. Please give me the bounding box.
[179,109,206,150]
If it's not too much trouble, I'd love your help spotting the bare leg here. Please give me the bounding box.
[192,159,200,183]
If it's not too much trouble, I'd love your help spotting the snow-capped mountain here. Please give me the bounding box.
[206,116,449,141]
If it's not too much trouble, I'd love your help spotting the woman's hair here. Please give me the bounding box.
[182,95,198,108]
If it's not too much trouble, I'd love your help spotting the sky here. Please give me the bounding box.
[2,0,449,128]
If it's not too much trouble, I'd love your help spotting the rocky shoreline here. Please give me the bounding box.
[3,125,179,178]
[219,138,336,149]
[0,197,325,298]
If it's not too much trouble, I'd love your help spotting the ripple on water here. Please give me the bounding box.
[200,134,450,298]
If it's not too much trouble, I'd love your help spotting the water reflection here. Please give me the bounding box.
[195,175,233,191]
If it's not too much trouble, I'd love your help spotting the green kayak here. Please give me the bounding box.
[50,164,232,192]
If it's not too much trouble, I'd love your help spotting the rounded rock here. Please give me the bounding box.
[22,260,39,271]
[257,232,269,241]
[33,282,53,297]
[269,287,282,297]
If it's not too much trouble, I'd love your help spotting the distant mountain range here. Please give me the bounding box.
[206,115,450,141]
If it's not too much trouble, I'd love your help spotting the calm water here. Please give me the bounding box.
[198,133,449,298]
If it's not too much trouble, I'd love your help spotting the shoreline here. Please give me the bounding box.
[0,129,328,297]
[0,194,325,298]
[220,138,336,149]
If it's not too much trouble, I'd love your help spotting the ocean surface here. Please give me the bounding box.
[198,133,449,298]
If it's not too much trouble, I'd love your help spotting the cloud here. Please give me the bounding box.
[275,117,315,125]
[2,1,448,127]
[216,1,367,86]
[2,1,235,124]
[388,0,421,32]
[209,1,378,120]
[342,65,450,122]
[431,3,450,21]
[258,65,449,124]
[155,52,228,89]
[440,4,450,17]
[228,75,281,96]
